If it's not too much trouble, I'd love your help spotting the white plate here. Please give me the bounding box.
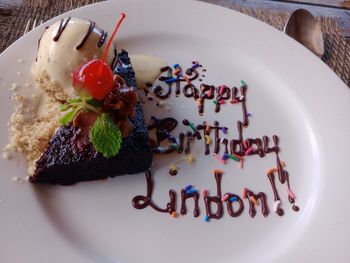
[0,0,349,262]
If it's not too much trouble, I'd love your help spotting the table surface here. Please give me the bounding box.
[1,0,350,8]
[277,0,349,8]
[2,0,349,7]
[216,0,350,38]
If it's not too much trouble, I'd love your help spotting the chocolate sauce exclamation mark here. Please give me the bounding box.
[284,171,300,211]
[272,135,286,184]
[272,135,299,211]
[268,134,300,213]
[267,172,284,216]
[204,171,224,220]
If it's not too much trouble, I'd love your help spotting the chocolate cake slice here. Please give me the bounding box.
[30,50,152,185]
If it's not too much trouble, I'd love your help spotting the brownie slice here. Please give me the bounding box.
[30,50,152,185]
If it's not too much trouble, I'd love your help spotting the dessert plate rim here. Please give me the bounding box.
[0,0,349,262]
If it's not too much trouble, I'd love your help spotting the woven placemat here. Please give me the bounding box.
[0,0,349,86]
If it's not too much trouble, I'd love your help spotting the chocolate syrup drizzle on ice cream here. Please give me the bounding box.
[52,17,108,50]
[132,61,300,221]
[49,17,108,50]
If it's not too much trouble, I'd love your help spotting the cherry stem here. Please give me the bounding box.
[98,12,126,75]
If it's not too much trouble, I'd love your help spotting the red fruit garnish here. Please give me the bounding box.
[72,59,114,100]
[71,13,126,100]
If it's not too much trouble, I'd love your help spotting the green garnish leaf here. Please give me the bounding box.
[91,113,122,158]
[60,104,71,111]
[68,97,83,103]
[59,106,82,125]
[86,98,103,107]
[58,96,102,126]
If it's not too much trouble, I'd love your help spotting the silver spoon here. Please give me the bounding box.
[284,9,324,58]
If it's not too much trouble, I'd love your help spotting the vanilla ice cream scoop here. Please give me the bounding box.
[33,17,115,101]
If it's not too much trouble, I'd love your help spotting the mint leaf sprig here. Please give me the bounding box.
[59,96,102,125]
[59,97,123,158]
[91,113,122,158]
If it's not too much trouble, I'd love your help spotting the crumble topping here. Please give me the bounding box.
[32,69,76,101]
[4,92,61,175]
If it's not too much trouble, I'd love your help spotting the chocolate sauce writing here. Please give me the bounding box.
[151,63,248,125]
[135,63,300,221]
[132,170,275,220]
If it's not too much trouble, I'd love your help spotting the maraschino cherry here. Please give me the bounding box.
[72,13,126,100]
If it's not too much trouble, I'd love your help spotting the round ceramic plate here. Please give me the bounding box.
[0,0,349,262]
